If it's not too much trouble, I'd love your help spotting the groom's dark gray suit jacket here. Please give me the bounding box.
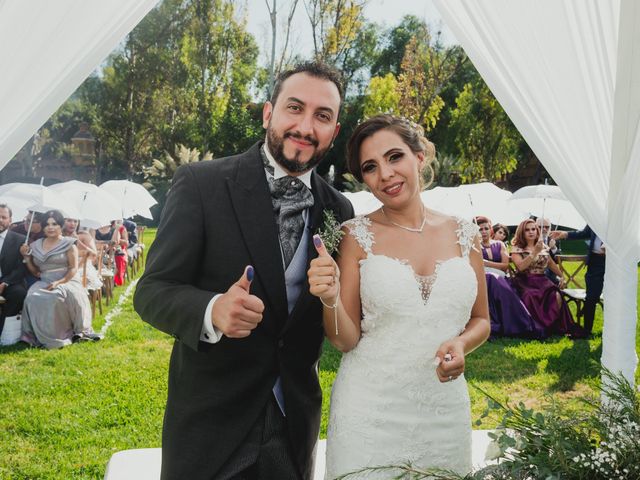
[134,141,354,480]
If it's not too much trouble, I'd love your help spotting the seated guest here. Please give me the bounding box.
[94,221,128,286]
[19,210,99,348]
[492,223,510,250]
[76,230,103,291]
[476,216,543,339]
[123,218,139,263]
[62,218,79,238]
[0,204,28,338]
[11,211,44,244]
[510,219,587,339]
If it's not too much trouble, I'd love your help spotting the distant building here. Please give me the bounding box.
[0,123,97,184]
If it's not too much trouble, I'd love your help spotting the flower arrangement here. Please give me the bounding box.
[335,369,640,480]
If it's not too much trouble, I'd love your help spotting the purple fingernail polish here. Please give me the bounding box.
[246,266,254,282]
[313,235,322,248]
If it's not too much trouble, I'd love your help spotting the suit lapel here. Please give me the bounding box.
[281,172,338,336]
[226,144,288,328]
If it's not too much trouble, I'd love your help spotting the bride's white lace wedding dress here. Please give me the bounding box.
[324,215,479,479]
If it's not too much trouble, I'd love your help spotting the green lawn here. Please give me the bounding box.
[1,228,639,479]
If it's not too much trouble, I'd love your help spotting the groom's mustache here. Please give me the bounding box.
[284,131,319,147]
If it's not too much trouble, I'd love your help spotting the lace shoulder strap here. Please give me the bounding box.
[342,215,374,255]
[455,217,479,258]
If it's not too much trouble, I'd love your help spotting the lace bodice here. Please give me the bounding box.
[325,215,479,478]
[512,247,550,274]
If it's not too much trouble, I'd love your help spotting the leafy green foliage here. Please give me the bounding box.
[449,80,521,183]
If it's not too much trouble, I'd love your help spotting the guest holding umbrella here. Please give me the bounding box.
[19,210,99,348]
[510,219,587,339]
[476,216,544,339]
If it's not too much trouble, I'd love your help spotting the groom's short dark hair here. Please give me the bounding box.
[270,61,345,110]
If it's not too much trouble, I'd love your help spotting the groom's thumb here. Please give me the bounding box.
[235,265,254,292]
[313,235,330,257]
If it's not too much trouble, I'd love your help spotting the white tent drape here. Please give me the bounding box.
[433,0,640,384]
[0,0,160,168]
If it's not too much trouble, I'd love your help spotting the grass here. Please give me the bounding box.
[1,228,639,479]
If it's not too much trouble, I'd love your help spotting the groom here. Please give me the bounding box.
[134,61,354,480]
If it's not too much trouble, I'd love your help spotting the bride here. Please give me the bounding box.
[308,114,490,478]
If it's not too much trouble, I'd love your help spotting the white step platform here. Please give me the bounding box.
[104,430,494,480]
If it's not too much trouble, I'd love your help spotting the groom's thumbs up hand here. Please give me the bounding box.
[211,266,265,338]
[308,235,340,303]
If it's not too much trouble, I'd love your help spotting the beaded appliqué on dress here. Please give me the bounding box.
[455,216,480,257]
[415,272,437,302]
[342,215,374,255]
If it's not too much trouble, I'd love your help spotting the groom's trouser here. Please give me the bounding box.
[216,396,301,480]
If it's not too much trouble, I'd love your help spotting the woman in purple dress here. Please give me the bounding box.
[476,217,544,339]
[510,219,587,339]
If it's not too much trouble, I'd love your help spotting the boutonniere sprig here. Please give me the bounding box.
[317,209,344,255]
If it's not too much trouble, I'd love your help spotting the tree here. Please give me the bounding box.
[396,30,467,131]
[449,79,522,183]
[179,0,259,157]
[264,0,300,97]
[303,0,373,92]
[78,0,259,180]
[362,73,399,117]
[362,20,467,136]
[370,15,429,77]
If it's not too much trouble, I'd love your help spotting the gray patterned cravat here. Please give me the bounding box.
[261,148,314,267]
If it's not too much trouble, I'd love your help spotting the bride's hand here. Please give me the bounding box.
[308,235,340,304]
[434,339,465,383]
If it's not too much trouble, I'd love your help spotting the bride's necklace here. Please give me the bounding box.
[381,206,427,233]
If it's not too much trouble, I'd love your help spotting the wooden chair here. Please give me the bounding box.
[81,254,103,318]
[555,254,588,289]
[556,254,603,325]
[97,243,115,306]
[135,226,146,270]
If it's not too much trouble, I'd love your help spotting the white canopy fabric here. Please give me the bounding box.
[434,0,640,384]
[0,0,159,168]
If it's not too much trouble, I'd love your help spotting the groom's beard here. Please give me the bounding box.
[266,126,330,174]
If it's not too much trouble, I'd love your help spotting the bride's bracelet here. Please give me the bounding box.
[320,283,340,336]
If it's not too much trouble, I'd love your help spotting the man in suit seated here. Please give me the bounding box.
[0,204,28,338]
[551,225,603,336]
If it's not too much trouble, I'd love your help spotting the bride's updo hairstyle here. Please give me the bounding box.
[346,114,436,188]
